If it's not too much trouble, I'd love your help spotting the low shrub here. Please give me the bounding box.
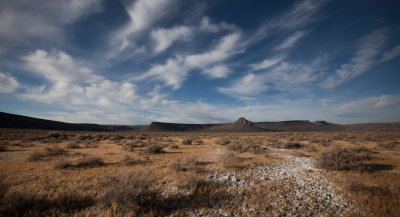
[282,142,302,149]
[120,155,146,166]
[170,144,179,149]
[45,147,68,156]
[101,170,157,212]
[0,145,7,152]
[54,159,73,169]
[142,144,165,154]
[378,141,398,149]
[169,159,184,172]
[315,147,372,171]
[66,142,80,149]
[27,152,45,161]
[182,139,192,145]
[75,157,105,168]
[215,138,230,146]
[347,181,390,196]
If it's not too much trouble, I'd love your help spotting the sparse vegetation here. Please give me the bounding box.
[0,129,399,216]
[315,147,372,171]
[142,143,165,154]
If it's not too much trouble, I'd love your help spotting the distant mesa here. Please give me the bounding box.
[1,111,400,132]
[235,117,252,125]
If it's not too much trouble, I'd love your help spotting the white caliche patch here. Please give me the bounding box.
[0,0,102,45]
[151,26,193,53]
[0,72,19,93]
[20,50,136,108]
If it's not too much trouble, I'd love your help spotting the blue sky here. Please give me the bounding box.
[0,0,400,124]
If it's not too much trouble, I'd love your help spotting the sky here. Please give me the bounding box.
[0,0,400,125]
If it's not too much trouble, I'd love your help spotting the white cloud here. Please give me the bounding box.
[379,44,400,62]
[109,0,178,57]
[199,17,236,33]
[20,50,136,107]
[185,32,242,68]
[135,58,187,90]
[220,59,323,99]
[203,65,231,79]
[151,26,193,53]
[332,94,400,119]
[0,0,102,45]
[249,56,284,71]
[218,73,269,97]
[274,31,307,50]
[252,0,327,43]
[22,50,102,84]
[260,61,322,88]
[0,72,19,93]
[135,32,242,89]
[321,28,388,89]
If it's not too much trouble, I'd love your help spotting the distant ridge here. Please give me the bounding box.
[1,111,400,132]
[0,111,139,131]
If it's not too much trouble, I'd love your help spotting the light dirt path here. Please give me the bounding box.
[187,148,354,216]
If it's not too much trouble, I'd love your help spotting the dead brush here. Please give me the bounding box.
[101,169,158,213]
[27,147,68,161]
[54,159,73,169]
[215,138,231,146]
[66,142,80,149]
[377,141,398,149]
[315,147,372,172]
[120,155,146,166]
[141,143,165,154]
[220,152,240,169]
[168,159,184,172]
[182,138,193,145]
[347,180,390,196]
[75,157,105,168]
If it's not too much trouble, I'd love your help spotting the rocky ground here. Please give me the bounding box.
[177,148,354,216]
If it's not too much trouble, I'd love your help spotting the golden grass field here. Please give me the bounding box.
[0,129,399,216]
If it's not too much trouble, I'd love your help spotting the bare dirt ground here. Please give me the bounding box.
[0,130,399,216]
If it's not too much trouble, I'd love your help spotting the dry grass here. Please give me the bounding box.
[315,147,373,172]
[0,129,399,216]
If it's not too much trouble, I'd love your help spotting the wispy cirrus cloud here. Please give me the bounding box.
[203,65,231,79]
[0,0,103,47]
[249,56,284,71]
[151,26,194,53]
[135,31,242,89]
[274,31,308,51]
[108,0,179,58]
[0,72,19,93]
[321,28,389,89]
[251,0,328,43]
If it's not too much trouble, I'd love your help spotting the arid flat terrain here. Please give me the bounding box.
[0,129,399,216]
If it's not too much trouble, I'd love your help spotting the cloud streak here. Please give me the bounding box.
[0,72,19,93]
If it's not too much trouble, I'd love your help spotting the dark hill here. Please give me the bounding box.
[253,120,342,132]
[2,111,400,132]
[0,111,140,131]
[209,117,267,132]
